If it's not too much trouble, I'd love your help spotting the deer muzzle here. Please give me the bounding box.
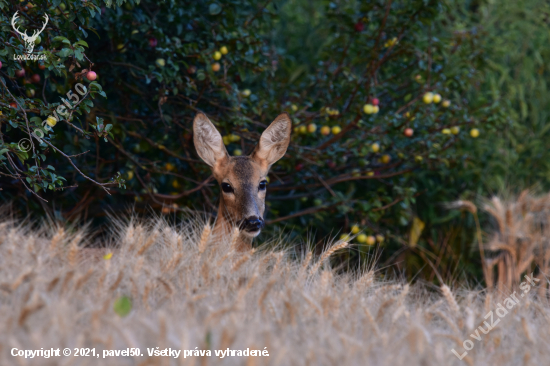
[239,216,265,233]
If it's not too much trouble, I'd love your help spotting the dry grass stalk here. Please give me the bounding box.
[49,228,65,252]
[446,200,477,215]
[301,251,312,270]
[441,285,460,314]
[157,277,174,296]
[219,328,235,350]
[164,253,183,273]
[130,277,139,301]
[376,297,396,322]
[67,235,81,266]
[446,200,488,285]
[21,284,34,305]
[231,249,256,272]
[356,271,375,288]
[405,327,425,353]
[198,223,212,254]
[309,241,348,275]
[482,192,550,292]
[201,260,210,284]
[60,270,75,295]
[137,231,158,255]
[435,310,461,335]
[108,270,124,292]
[216,251,232,267]
[364,307,380,336]
[74,269,94,291]
[96,271,107,295]
[142,282,151,311]
[46,277,60,292]
[133,256,145,275]
[230,227,240,251]
[18,301,44,326]
[521,317,534,343]
[258,277,277,311]
[11,270,34,291]
[1,211,550,365]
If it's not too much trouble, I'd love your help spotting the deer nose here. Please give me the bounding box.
[241,216,265,232]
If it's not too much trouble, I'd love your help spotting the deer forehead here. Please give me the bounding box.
[215,157,265,187]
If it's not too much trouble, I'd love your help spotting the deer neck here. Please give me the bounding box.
[213,198,253,252]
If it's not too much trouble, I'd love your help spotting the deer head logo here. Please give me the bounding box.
[11,11,49,55]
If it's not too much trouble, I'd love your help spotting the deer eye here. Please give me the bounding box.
[259,180,267,191]
[221,182,233,193]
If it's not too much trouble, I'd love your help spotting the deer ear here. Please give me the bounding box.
[193,113,228,167]
[252,113,292,168]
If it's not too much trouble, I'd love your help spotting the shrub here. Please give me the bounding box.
[1,1,504,268]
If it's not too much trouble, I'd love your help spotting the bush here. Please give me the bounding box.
[1,1,505,271]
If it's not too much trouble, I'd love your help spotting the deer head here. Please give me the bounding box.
[193,113,291,243]
[11,11,49,54]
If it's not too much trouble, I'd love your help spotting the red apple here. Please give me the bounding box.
[372,98,379,106]
[187,66,197,74]
[354,22,364,32]
[38,63,46,70]
[9,102,17,108]
[295,163,304,172]
[86,71,97,81]
[31,74,40,83]
[149,37,157,47]
[0,61,2,70]
[404,128,414,137]
[15,69,25,77]
[327,161,336,169]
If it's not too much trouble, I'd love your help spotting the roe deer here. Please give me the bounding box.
[193,112,291,250]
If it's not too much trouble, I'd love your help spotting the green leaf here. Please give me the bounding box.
[113,296,132,317]
[59,48,73,58]
[30,117,42,124]
[53,36,71,45]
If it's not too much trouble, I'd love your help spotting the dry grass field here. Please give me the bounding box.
[1,196,550,366]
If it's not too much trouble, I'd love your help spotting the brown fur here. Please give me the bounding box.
[193,113,292,250]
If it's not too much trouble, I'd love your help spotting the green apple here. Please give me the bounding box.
[156,58,166,67]
[423,92,434,104]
